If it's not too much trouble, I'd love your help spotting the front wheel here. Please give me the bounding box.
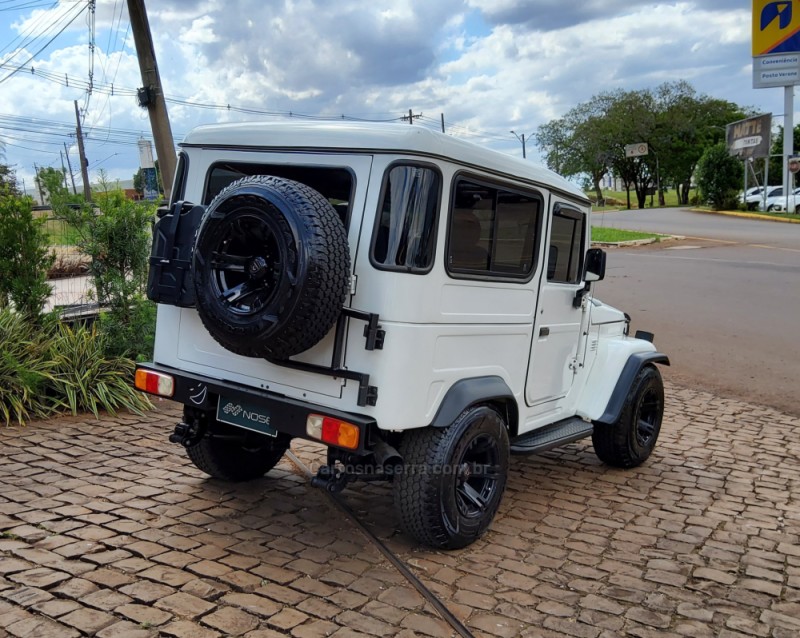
[592,365,664,468]
[184,407,291,481]
[393,406,510,549]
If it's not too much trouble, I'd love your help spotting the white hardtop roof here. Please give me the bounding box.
[182,121,587,202]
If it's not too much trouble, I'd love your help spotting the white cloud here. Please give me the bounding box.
[0,0,786,189]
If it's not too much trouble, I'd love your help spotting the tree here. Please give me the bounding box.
[37,166,82,211]
[535,81,750,209]
[765,124,800,186]
[0,164,19,196]
[0,187,54,320]
[648,82,747,205]
[696,143,742,210]
[536,96,615,203]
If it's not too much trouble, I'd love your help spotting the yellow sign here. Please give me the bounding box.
[753,1,800,55]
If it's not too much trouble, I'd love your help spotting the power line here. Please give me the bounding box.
[0,1,88,85]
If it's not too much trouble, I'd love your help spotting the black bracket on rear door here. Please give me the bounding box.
[265,308,381,408]
[341,308,384,350]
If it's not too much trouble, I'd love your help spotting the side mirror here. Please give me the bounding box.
[584,247,606,282]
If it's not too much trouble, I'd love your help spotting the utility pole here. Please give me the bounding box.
[33,163,44,205]
[510,130,530,159]
[74,100,92,201]
[63,142,77,195]
[127,0,176,200]
[59,151,69,190]
[440,113,445,134]
[402,109,422,124]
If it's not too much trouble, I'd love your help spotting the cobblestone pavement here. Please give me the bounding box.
[0,381,799,638]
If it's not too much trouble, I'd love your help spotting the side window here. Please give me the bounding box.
[547,206,586,284]
[371,164,441,272]
[447,177,541,279]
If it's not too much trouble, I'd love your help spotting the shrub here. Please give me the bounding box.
[0,187,54,320]
[46,321,151,418]
[0,310,58,425]
[56,187,157,361]
[0,308,152,426]
[696,143,742,210]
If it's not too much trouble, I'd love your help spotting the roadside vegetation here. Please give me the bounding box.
[0,162,155,426]
[591,227,663,243]
[536,80,746,211]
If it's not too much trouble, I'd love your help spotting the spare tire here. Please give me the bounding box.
[193,175,350,360]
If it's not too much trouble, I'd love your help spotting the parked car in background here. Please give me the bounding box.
[747,185,781,210]
[739,186,763,205]
[763,186,800,213]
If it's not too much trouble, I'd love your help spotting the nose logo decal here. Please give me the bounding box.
[762,2,792,30]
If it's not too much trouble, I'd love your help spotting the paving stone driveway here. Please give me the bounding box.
[0,381,799,638]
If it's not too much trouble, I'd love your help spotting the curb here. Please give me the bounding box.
[689,208,800,224]
[593,238,658,247]
[592,235,683,248]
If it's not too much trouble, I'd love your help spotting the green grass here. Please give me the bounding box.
[591,227,662,243]
[590,189,694,210]
[43,218,81,246]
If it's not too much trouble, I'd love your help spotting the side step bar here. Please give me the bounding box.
[510,417,593,455]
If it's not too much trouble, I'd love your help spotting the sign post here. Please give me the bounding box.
[753,1,800,202]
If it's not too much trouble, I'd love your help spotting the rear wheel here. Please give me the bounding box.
[393,406,509,549]
[184,407,291,481]
[592,365,664,468]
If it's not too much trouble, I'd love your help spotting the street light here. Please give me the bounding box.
[510,130,532,159]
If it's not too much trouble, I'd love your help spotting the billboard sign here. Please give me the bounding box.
[753,1,800,87]
[726,114,772,159]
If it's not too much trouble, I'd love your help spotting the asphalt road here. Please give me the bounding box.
[592,208,800,416]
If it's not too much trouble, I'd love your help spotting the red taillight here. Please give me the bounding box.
[306,414,360,449]
[134,369,175,397]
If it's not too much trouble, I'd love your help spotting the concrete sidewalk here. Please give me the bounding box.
[0,382,798,637]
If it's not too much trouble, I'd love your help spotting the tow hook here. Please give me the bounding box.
[169,420,201,447]
[311,465,354,493]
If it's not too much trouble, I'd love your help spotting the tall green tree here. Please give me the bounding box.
[535,81,750,209]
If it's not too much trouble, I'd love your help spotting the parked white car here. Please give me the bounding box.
[739,186,763,204]
[135,121,669,549]
[747,185,782,210]
[763,187,800,212]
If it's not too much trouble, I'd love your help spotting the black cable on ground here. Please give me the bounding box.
[285,450,475,638]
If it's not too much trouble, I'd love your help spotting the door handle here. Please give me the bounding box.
[539,327,550,337]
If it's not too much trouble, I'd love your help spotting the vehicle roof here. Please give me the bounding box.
[181,121,588,203]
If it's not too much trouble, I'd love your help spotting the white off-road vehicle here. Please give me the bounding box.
[135,121,668,549]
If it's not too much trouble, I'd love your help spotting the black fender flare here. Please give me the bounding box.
[430,376,518,432]
[595,352,670,425]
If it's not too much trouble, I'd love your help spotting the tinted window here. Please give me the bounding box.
[371,164,440,272]
[447,178,541,279]
[547,207,585,284]
[204,163,353,226]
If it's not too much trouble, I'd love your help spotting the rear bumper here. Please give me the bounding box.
[135,362,376,454]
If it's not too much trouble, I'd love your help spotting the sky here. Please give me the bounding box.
[0,0,789,197]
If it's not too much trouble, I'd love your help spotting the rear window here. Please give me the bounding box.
[204,162,354,226]
[370,163,441,273]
